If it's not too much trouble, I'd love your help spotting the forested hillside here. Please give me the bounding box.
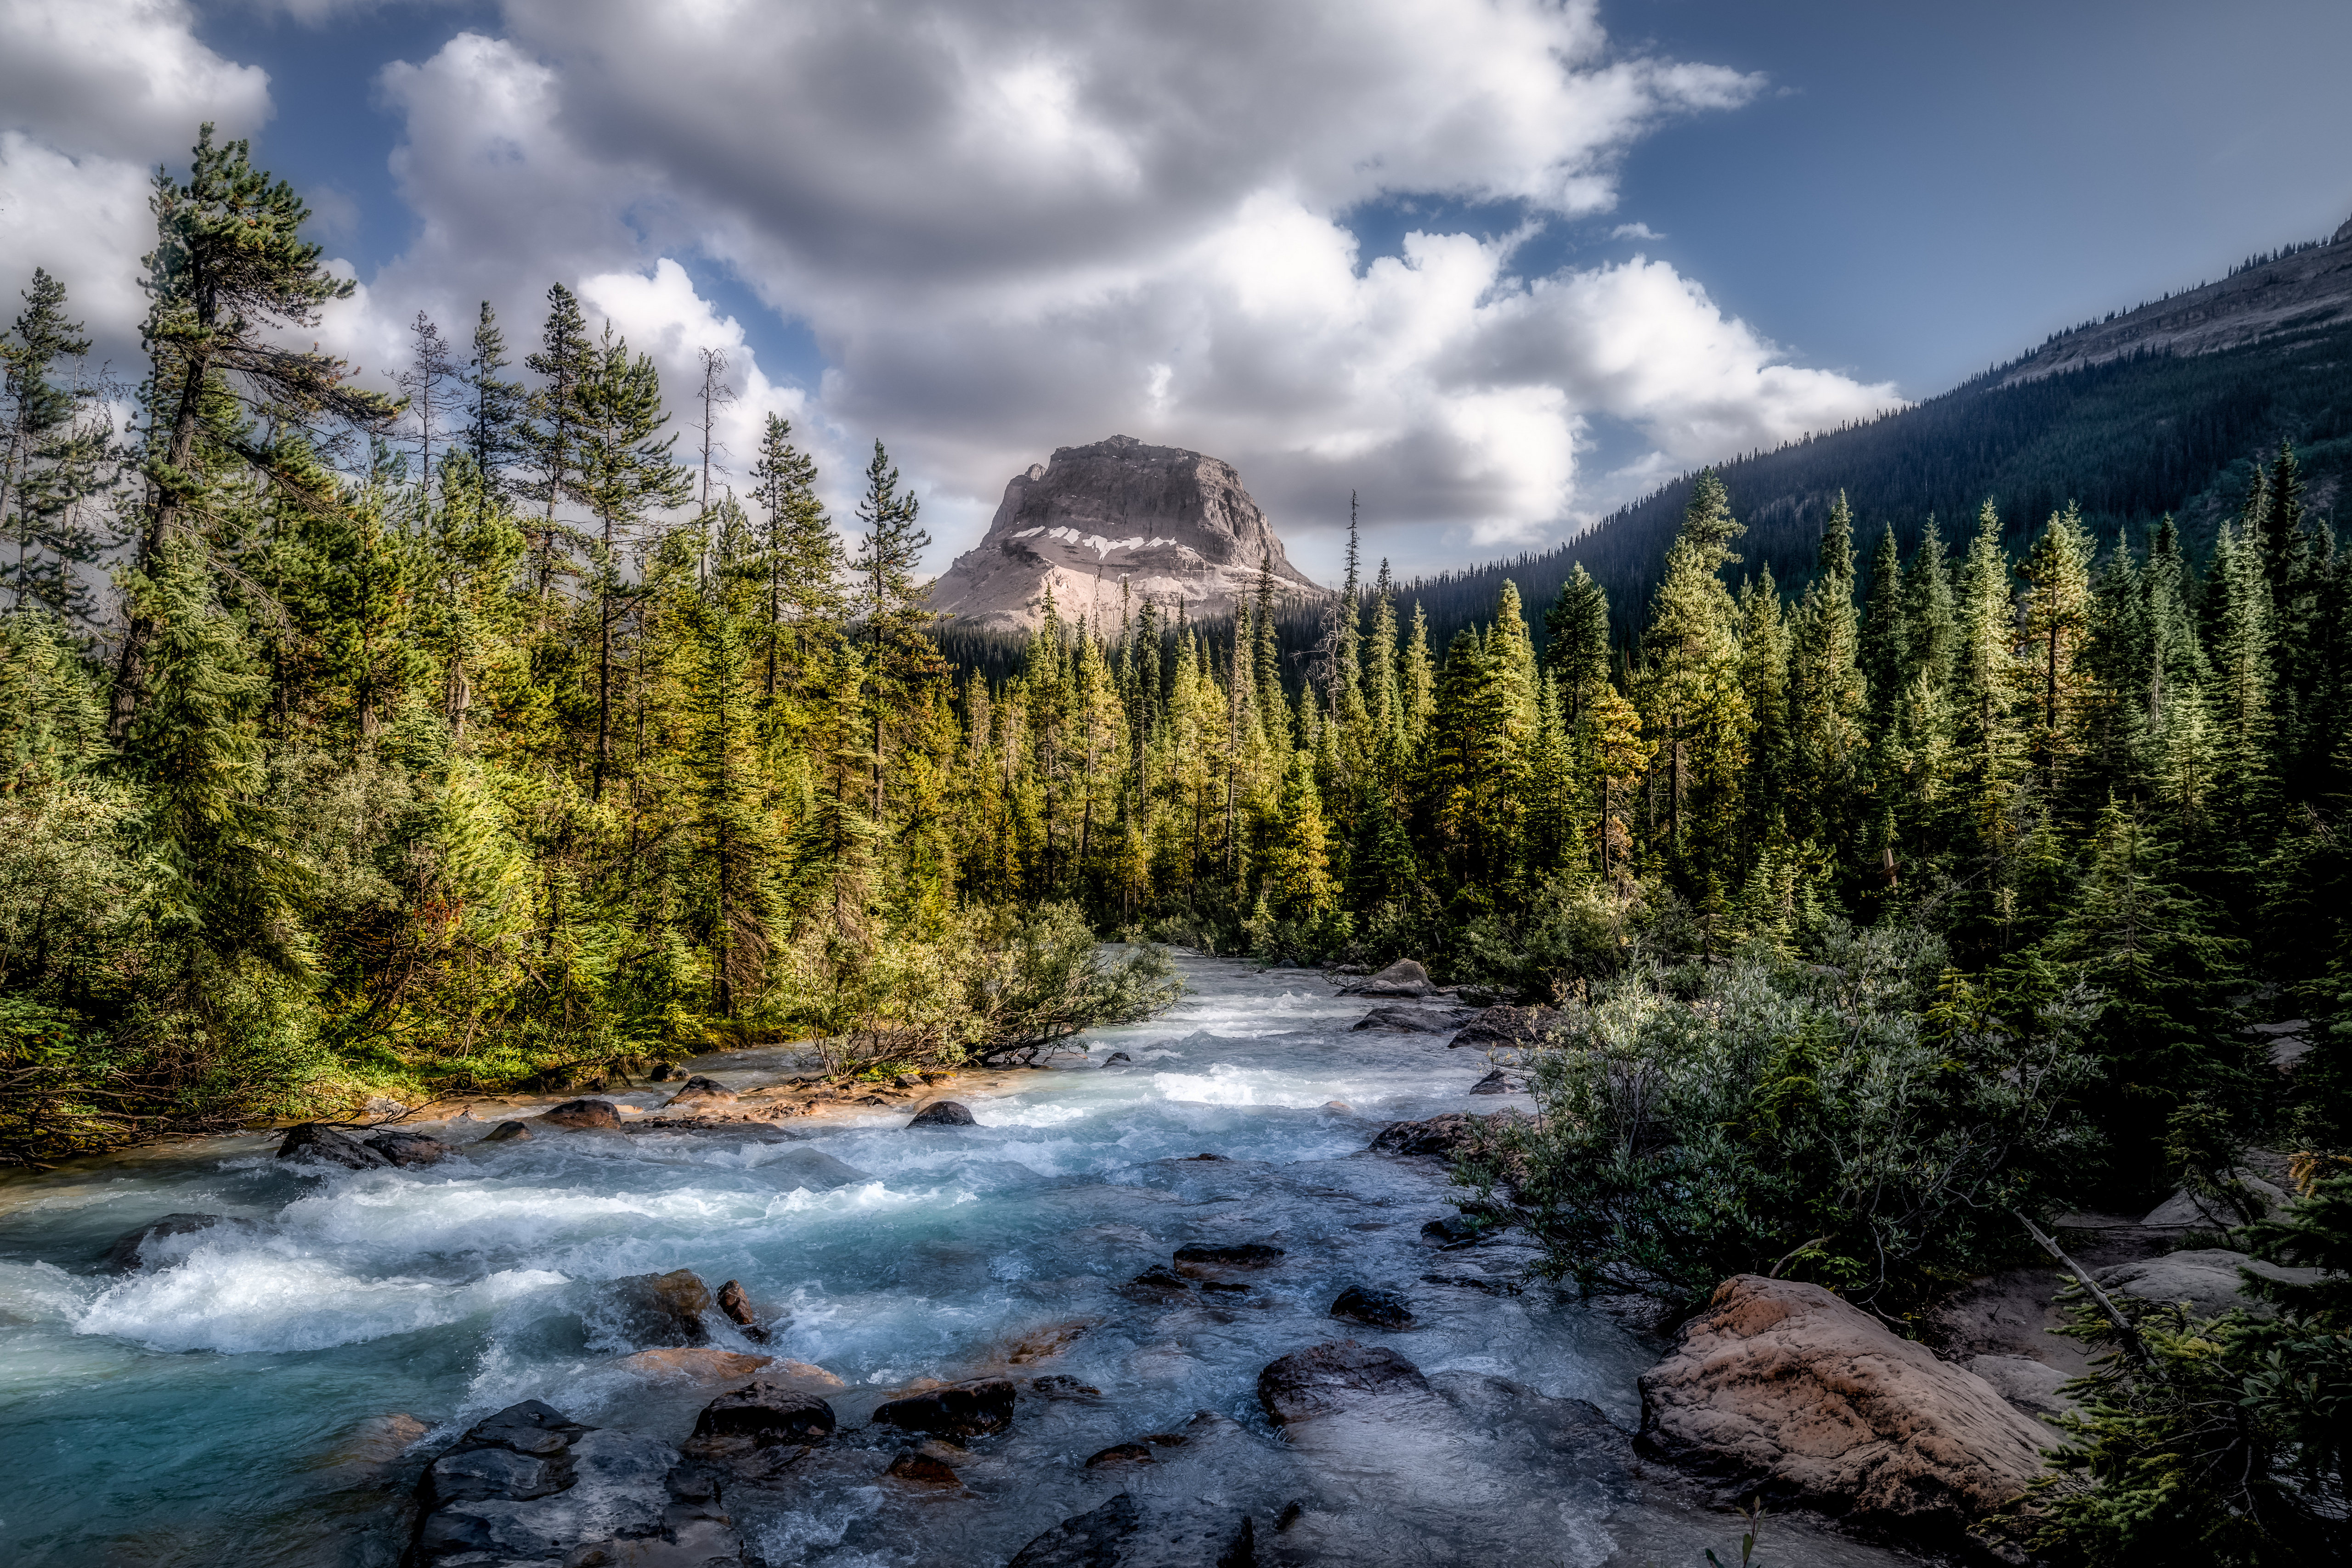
[1403,245,2352,657]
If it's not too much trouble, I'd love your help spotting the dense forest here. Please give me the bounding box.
[6,125,2350,1565]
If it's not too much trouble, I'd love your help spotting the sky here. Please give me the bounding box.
[3,0,2348,585]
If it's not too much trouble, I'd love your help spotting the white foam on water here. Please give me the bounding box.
[0,1260,94,1324]
[75,1244,569,1354]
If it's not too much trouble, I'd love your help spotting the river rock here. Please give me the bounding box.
[907,1100,976,1128]
[884,1450,961,1486]
[600,1269,716,1348]
[1449,1004,1561,1051]
[691,1381,837,1444]
[1330,1284,1415,1329]
[715,1280,768,1342]
[1467,1069,1516,1095]
[1124,1264,1191,1296]
[1257,1340,1430,1425]
[481,1120,532,1142]
[410,1399,745,1565]
[276,1123,392,1169]
[1006,1490,1259,1568]
[1173,1242,1283,1267]
[1636,1274,2047,1546]
[2093,1247,2323,1319]
[1343,959,1435,998]
[1031,1374,1103,1400]
[617,1348,773,1383]
[872,1377,1016,1439]
[665,1075,738,1108]
[538,1098,623,1130]
[368,1129,453,1167]
[1350,1005,1461,1034]
[1368,1110,1527,1159]
[104,1213,226,1271]
[1086,1441,1155,1468]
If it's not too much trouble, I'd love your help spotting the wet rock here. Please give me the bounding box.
[1350,1005,1459,1034]
[1637,1274,2047,1548]
[1009,1492,1142,1567]
[665,1075,738,1108]
[872,1377,1017,1439]
[1031,1375,1103,1400]
[408,1399,742,1565]
[1329,1285,1414,1329]
[1467,1069,1517,1095]
[1257,1340,1430,1425]
[1448,1004,1560,1052]
[1367,1109,1527,1159]
[907,1100,977,1128]
[883,1451,961,1486]
[103,1213,226,1272]
[367,1130,453,1167]
[1184,1151,1228,1161]
[1086,1442,1155,1468]
[1966,1354,2078,1421]
[690,1381,837,1445]
[648,1063,679,1082]
[538,1098,623,1130]
[2094,1248,2323,1319]
[1199,1279,1250,1295]
[1124,1264,1192,1296]
[1003,1321,1091,1364]
[616,1348,773,1383]
[715,1280,767,1342]
[276,1123,392,1169]
[1102,1052,1132,1066]
[602,1269,716,1348]
[1419,1272,1523,1295]
[1342,959,1435,998]
[1173,1242,1283,1267]
[1419,1212,1500,1246]
[481,1120,532,1142]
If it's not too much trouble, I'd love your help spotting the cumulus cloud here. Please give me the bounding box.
[0,0,1904,579]
[1610,221,1663,240]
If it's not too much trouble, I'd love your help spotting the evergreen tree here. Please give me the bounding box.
[2015,502,2096,800]
[397,310,459,498]
[1861,521,1906,744]
[1636,471,1751,889]
[748,414,841,703]
[521,283,592,596]
[109,125,396,742]
[0,270,110,621]
[851,440,933,821]
[1544,562,1611,733]
[465,301,528,484]
[1785,493,1865,846]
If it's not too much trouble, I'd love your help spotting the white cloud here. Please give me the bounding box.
[0,0,1904,581]
[1610,221,1663,240]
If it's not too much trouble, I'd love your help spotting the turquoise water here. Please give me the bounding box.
[0,956,1891,1568]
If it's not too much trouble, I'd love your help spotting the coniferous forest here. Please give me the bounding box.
[8,127,2352,1566]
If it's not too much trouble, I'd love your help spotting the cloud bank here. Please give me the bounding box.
[0,0,1903,579]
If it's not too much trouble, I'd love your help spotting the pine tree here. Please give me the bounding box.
[0,270,111,621]
[851,440,933,821]
[521,283,592,596]
[1901,516,1957,694]
[1861,521,1906,742]
[1637,471,1752,887]
[465,302,528,485]
[1544,562,1611,734]
[397,310,459,498]
[2015,502,2096,800]
[1786,493,1865,846]
[110,125,396,743]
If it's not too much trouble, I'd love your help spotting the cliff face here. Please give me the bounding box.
[926,435,1327,630]
[2000,220,2352,384]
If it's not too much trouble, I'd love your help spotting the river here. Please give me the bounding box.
[0,954,1920,1567]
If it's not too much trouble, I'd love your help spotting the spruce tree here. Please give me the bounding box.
[465,301,528,484]
[397,310,459,497]
[521,283,592,595]
[2015,502,2096,800]
[110,125,396,743]
[1637,471,1752,887]
[1785,493,1865,846]
[1544,562,1611,734]
[851,440,933,820]
[748,414,841,701]
[1861,521,1906,742]
[0,270,110,621]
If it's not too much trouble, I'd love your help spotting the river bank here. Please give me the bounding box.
[1,954,1939,1567]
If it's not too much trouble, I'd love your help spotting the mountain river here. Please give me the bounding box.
[0,954,1922,1567]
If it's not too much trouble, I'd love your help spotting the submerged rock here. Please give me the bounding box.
[1342,959,1435,998]
[872,1377,1016,1439]
[1638,1274,2047,1549]
[907,1100,977,1128]
[1350,1005,1462,1034]
[1173,1242,1284,1267]
[665,1075,738,1108]
[537,1098,623,1130]
[103,1213,226,1272]
[1086,1441,1155,1468]
[884,1450,961,1487]
[1006,1490,1258,1568]
[616,1348,772,1383]
[480,1120,532,1143]
[1125,1264,1192,1296]
[600,1269,716,1348]
[1030,1375,1103,1400]
[1329,1285,1415,1330]
[409,1398,745,1565]
[1257,1340,1429,1425]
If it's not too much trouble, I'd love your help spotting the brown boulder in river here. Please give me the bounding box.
[537,1098,622,1130]
[1637,1274,2048,1547]
[1342,959,1435,998]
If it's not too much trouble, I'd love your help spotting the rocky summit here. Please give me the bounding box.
[926,435,1327,630]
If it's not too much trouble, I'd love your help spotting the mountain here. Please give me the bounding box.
[927,435,1329,632]
[1398,211,2352,655]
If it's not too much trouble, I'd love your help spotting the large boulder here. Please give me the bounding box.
[276,1123,392,1169]
[1637,1275,2048,1545]
[664,1075,738,1109]
[597,1269,716,1348]
[2141,1171,2290,1229]
[1350,1004,1462,1034]
[1965,1354,2078,1421]
[906,1100,976,1128]
[410,1399,745,1565]
[2094,1248,2323,1320]
[368,1130,453,1167]
[1449,1004,1561,1052]
[1257,1339,1429,1425]
[537,1098,623,1130]
[690,1381,837,1445]
[1344,959,1435,998]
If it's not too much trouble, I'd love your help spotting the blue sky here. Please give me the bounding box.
[6,0,2349,578]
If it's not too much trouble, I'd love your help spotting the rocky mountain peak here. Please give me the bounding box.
[926,436,1328,631]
